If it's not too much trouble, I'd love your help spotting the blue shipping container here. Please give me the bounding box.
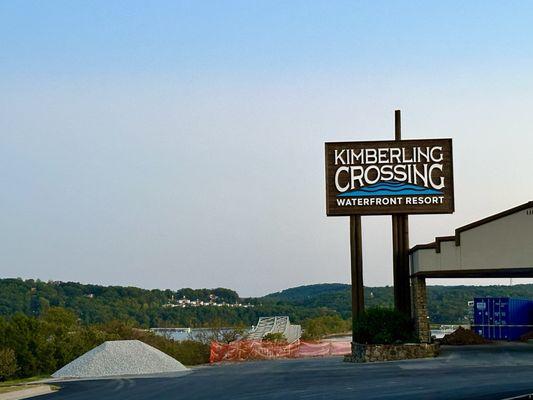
[472,297,533,341]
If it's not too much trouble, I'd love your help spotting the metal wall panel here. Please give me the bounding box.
[472,297,533,341]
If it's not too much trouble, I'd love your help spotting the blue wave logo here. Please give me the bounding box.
[337,181,443,197]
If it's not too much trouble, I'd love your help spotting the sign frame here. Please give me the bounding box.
[325,138,454,216]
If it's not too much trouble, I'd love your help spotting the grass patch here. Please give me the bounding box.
[0,382,58,395]
[0,375,50,387]
[0,386,21,394]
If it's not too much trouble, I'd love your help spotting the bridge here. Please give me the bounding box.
[244,316,302,343]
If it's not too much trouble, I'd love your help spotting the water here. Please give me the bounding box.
[431,327,459,339]
[152,328,244,342]
[156,329,448,342]
[431,330,447,339]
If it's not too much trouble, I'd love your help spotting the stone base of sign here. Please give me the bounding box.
[411,276,431,343]
[344,342,439,363]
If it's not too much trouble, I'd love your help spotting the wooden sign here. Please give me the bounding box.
[325,139,454,216]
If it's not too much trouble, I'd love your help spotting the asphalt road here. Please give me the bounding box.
[41,343,533,400]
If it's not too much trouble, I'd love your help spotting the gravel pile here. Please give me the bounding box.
[519,331,533,342]
[52,340,188,378]
[440,327,490,345]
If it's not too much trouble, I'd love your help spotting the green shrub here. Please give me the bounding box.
[262,332,286,343]
[0,313,211,379]
[352,307,415,344]
[301,315,351,340]
[0,348,18,381]
[166,340,211,365]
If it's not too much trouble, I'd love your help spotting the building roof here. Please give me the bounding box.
[410,201,533,254]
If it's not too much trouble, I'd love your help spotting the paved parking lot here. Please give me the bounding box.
[42,343,533,400]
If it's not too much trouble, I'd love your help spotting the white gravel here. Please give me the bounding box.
[52,340,188,378]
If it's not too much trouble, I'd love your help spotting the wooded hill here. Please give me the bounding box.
[266,283,533,323]
[0,279,324,327]
[2,278,533,326]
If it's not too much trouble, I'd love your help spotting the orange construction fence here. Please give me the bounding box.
[210,340,351,363]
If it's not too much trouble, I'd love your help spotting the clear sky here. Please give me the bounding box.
[2,1,533,296]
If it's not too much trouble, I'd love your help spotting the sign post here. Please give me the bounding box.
[350,215,364,340]
[392,110,411,316]
[324,110,454,334]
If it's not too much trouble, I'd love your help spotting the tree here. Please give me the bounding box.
[301,315,351,340]
[0,348,18,381]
